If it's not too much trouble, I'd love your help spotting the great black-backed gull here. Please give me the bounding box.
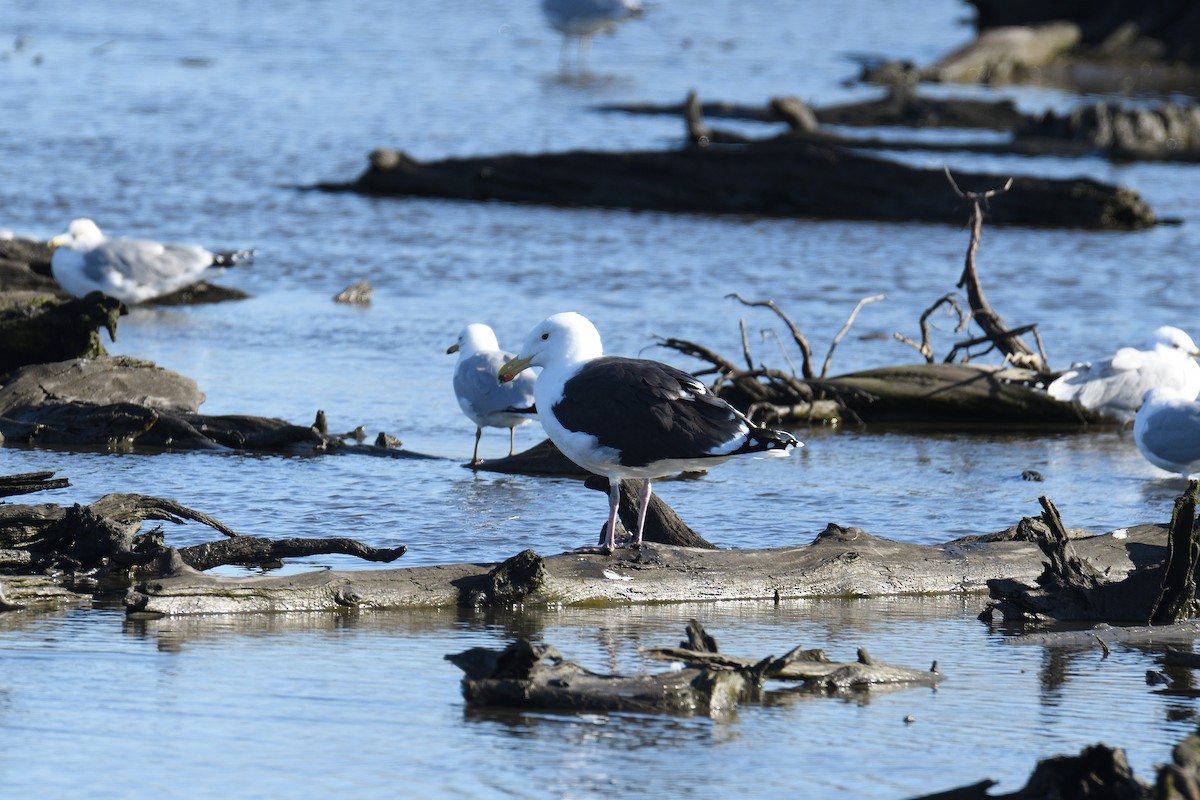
[448,323,538,465]
[48,218,253,305]
[542,0,642,71]
[1047,326,1200,423]
[499,311,801,553]
[1134,387,1200,478]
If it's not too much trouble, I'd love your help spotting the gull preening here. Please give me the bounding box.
[499,312,800,553]
[542,0,643,72]
[49,218,253,305]
[1047,326,1200,423]
[448,323,538,466]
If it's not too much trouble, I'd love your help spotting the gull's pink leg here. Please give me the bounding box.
[572,478,620,555]
[632,481,652,547]
[471,427,483,466]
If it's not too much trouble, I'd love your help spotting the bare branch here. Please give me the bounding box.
[761,329,798,376]
[892,292,967,363]
[943,167,1044,371]
[820,294,885,378]
[726,293,814,379]
[738,318,754,369]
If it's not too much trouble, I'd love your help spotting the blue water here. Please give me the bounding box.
[2,1,1200,797]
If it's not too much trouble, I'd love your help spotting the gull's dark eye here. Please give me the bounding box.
[540,332,549,340]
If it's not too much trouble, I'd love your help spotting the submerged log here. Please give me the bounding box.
[123,521,1173,616]
[446,636,755,716]
[811,363,1103,426]
[446,621,938,716]
[316,140,1156,230]
[983,490,1200,625]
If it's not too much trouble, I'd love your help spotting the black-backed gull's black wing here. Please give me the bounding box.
[552,356,753,467]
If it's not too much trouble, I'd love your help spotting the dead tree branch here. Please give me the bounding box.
[944,167,1046,372]
[820,294,885,378]
[893,293,967,363]
[727,293,815,379]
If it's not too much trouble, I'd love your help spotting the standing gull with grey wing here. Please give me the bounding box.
[448,323,538,466]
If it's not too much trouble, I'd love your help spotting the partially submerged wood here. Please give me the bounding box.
[446,621,938,716]
[446,637,753,717]
[643,626,941,690]
[123,521,1172,616]
[316,140,1156,230]
[0,291,125,373]
[0,356,433,457]
[909,744,1147,800]
[982,491,1199,625]
[1,480,407,598]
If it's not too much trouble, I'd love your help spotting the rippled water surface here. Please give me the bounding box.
[3,1,1200,797]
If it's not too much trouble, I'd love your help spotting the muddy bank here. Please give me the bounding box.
[315,140,1155,230]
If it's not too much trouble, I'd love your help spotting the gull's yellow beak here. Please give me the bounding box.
[446,343,459,355]
[47,233,68,250]
[498,355,532,384]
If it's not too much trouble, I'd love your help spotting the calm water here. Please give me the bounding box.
[2,1,1200,797]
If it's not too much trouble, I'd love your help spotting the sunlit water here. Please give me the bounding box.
[2,1,1200,797]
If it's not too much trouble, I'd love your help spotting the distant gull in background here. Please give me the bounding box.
[1047,326,1200,423]
[448,323,538,466]
[541,0,643,72]
[499,312,801,553]
[48,218,253,305]
[1134,387,1200,478]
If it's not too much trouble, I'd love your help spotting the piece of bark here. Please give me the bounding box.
[472,438,588,476]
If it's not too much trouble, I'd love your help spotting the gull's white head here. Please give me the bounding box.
[447,323,500,359]
[498,312,603,382]
[50,218,104,249]
[1149,326,1200,357]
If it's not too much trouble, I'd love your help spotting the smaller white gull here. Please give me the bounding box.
[542,0,642,71]
[1047,326,1200,423]
[448,323,538,466]
[1134,386,1200,478]
[499,312,801,553]
[48,218,253,305]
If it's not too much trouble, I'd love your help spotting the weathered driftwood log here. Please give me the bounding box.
[600,89,1026,131]
[316,140,1156,230]
[0,471,70,497]
[1,487,407,594]
[812,363,1102,426]
[123,521,1172,616]
[446,636,755,716]
[446,621,937,716]
[642,620,941,690]
[982,491,1200,625]
[908,743,1147,800]
[0,291,125,373]
[969,0,1200,68]
[924,21,1082,84]
[0,356,431,457]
